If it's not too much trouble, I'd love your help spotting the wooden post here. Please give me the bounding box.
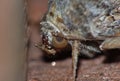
[0,0,26,81]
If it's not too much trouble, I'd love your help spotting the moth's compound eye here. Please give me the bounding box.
[49,12,54,17]
[52,36,68,49]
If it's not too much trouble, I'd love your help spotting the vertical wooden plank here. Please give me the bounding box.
[0,0,26,81]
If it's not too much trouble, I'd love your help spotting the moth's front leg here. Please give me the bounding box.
[100,37,120,50]
[35,42,56,55]
[72,40,80,81]
[52,31,86,41]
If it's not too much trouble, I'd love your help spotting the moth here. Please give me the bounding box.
[37,0,120,81]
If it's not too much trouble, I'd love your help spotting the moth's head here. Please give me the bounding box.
[38,1,68,55]
[39,18,68,55]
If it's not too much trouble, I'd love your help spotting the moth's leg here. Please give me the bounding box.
[52,31,86,41]
[52,31,104,41]
[35,43,56,54]
[100,37,120,50]
[72,40,80,81]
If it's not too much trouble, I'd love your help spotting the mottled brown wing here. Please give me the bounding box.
[100,37,120,50]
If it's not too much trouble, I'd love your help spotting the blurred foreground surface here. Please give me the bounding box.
[27,0,120,81]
